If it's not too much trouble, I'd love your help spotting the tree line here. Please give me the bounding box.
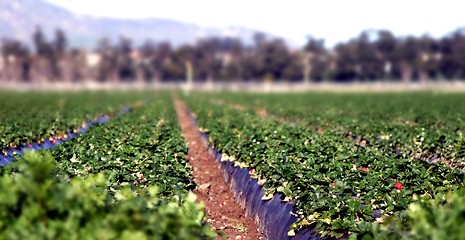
[1,27,465,82]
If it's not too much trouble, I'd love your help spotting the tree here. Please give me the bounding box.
[53,29,67,56]
[374,30,397,80]
[333,42,358,81]
[51,28,68,80]
[32,26,54,81]
[96,37,117,81]
[139,40,157,81]
[252,38,296,81]
[438,29,465,80]
[32,26,49,57]
[396,37,419,82]
[346,31,384,81]
[116,36,135,81]
[416,35,440,81]
[1,38,31,81]
[303,37,327,82]
[160,44,193,81]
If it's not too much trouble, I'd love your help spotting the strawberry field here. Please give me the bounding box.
[0,92,145,151]
[1,91,465,239]
[185,92,465,238]
[0,91,216,239]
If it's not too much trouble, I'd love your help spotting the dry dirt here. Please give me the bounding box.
[174,99,264,240]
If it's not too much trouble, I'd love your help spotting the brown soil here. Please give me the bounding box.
[174,99,264,240]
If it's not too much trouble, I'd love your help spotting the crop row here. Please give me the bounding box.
[206,92,465,170]
[0,91,149,151]
[185,95,465,237]
[0,93,216,239]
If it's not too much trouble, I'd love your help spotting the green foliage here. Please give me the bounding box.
[212,92,465,169]
[185,92,465,237]
[406,190,465,240]
[1,93,216,239]
[0,91,149,150]
[354,189,465,240]
[36,95,195,199]
[4,91,464,239]
[0,151,216,240]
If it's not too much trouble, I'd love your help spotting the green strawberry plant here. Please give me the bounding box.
[354,188,465,240]
[0,91,150,150]
[1,92,217,239]
[205,92,465,169]
[0,150,216,240]
[185,94,465,237]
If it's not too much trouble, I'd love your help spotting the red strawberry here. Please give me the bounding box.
[330,182,335,188]
[51,138,55,144]
[395,182,403,190]
[358,167,369,172]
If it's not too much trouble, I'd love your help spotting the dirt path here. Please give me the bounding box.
[174,99,264,240]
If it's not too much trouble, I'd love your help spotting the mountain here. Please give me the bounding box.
[0,0,267,49]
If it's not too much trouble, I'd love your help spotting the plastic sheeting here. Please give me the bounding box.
[186,109,325,240]
[0,107,132,167]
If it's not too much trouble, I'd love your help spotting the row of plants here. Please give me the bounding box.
[0,151,214,240]
[0,91,150,151]
[185,95,465,238]
[206,92,465,170]
[0,93,217,239]
[357,188,465,240]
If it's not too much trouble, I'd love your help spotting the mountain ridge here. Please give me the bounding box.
[0,0,267,49]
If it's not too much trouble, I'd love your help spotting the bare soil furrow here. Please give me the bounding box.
[174,98,264,240]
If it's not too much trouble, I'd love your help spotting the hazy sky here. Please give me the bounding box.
[45,0,465,47]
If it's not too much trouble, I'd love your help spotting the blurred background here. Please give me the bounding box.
[1,0,465,91]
